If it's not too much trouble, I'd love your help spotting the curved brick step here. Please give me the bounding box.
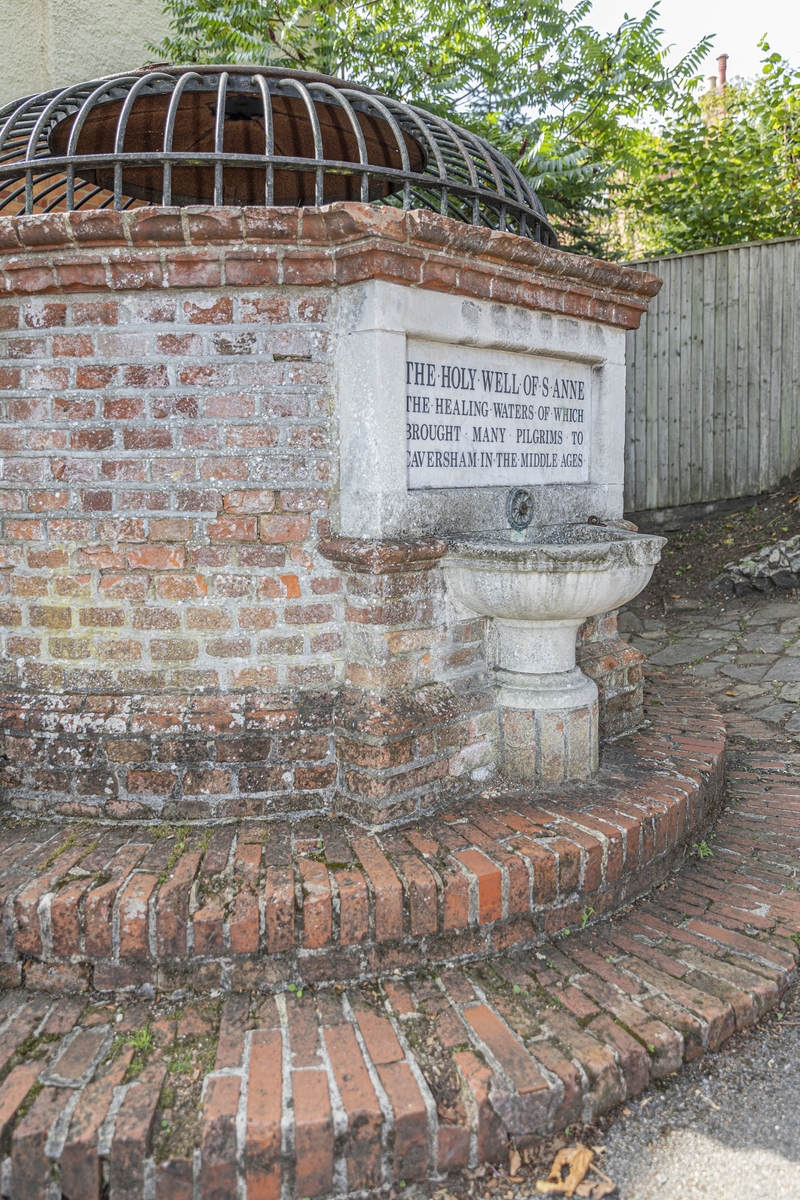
[0,679,725,994]
[0,774,797,1199]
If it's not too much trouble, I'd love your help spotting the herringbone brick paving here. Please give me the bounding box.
[2,590,800,1197]
[0,680,725,997]
[0,713,796,1197]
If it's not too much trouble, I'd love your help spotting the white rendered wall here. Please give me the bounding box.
[334,280,628,539]
[0,0,169,108]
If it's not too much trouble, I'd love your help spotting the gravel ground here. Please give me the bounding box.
[600,990,800,1199]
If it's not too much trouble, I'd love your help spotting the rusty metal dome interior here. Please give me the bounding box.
[0,65,557,246]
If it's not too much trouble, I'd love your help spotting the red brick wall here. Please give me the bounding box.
[0,286,336,696]
[321,540,497,823]
[0,281,356,819]
[0,279,501,823]
[0,205,659,823]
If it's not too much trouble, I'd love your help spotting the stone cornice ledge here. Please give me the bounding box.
[0,202,662,329]
[319,536,448,574]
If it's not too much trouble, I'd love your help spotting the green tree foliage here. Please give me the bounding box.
[615,46,800,258]
[151,0,709,255]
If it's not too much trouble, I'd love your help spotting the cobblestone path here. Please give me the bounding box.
[622,595,800,739]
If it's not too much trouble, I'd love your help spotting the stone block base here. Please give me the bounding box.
[0,685,497,825]
[0,619,645,826]
[500,699,599,785]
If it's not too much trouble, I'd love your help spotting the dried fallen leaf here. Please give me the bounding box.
[577,1178,618,1199]
[589,1163,616,1187]
[572,1163,619,1200]
[536,1144,594,1197]
[509,1149,522,1177]
[592,1161,618,1180]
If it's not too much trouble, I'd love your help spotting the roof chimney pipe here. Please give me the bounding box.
[717,53,728,87]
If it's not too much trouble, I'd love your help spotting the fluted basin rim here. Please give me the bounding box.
[443,522,665,573]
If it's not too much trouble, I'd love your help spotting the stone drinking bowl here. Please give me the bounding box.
[443,522,665,710]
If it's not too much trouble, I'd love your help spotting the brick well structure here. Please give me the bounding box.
[0,76,772,1200]
[0,204,658,824]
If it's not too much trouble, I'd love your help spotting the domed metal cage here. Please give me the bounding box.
[0,65,557,246]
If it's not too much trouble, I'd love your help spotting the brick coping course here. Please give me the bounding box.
[0,695,797,1197]
[0,678,724,994]
[0,202,660,329]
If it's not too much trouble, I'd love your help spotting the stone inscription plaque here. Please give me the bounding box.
[406,339,591,490]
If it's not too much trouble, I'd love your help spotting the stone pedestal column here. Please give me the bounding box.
[442,528,661,787]
[493,616,599,786]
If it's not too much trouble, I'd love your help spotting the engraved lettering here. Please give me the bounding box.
[406,344,590,490]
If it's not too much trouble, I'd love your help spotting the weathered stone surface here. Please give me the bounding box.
[649,637,728,665]
[716,533,800,595]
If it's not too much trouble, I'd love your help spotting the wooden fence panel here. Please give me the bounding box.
[624,237,800,512]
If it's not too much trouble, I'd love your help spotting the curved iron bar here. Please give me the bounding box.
[213,72,229,206]
[0,67,557,245]
[162,71,204,205]
[463,130,522,209]
[251,74,275,205]
[25,83,88,162]
[368,92,449,209]
[392,105,448,213]
[274,76,326,207]
[0,92,58,157]
[338,90,413,209]
[306,82,370,204]
[113,72,175,210]
[65,78,135,209]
